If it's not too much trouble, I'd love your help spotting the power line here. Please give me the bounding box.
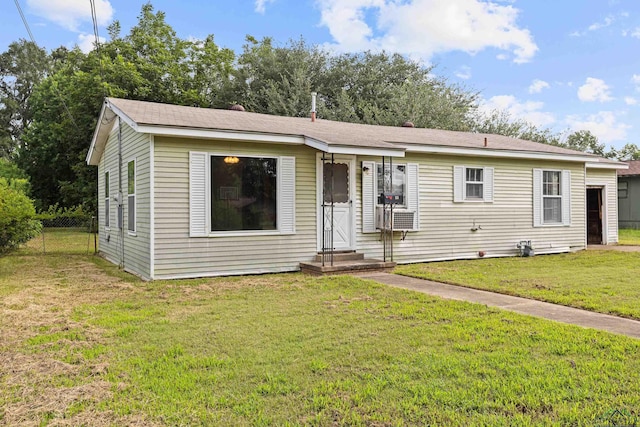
[13,0,35,43]
[89,0,107,97]
[12,0,80,131]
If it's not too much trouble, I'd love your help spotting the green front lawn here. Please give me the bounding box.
[2,233,640,425]
[619,228,640,245]
[396,250,640,320]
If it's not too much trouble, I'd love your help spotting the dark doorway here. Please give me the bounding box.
[587,188,603,244]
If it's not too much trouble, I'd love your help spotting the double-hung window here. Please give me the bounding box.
[376,164,406,205]
[189,152,296,237]
[542,171,561,223]
[533,169,571,226]
[127,160,136,234]
[104,171,110,228]
[453,166,494,202]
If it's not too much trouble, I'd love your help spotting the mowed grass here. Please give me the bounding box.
[396,250,640,320]
[619,228,640,245]
[1,232,640,425]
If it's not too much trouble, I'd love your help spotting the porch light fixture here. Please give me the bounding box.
[224,156,239,164]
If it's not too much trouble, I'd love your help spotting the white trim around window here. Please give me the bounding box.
[533,168,571,227]
[104,169,110,230]
[127,158,137,235]
[189,151,296,237]
[453,166,494,203]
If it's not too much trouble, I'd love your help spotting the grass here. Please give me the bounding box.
[619,228,640,245]
[396,250,640,320]
[1,232,640,425]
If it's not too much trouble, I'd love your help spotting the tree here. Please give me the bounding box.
[471,109,563,146]
[17,3,235,212]
[565,130,606,156]
[0,178,41,253]
[0,40,50,158]
[611,143,640,161]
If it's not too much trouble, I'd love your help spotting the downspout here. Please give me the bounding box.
[118,116,124,269]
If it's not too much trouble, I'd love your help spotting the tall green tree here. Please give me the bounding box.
[0,40,50,158]
[18,3,235,211]
[565,130,606,156]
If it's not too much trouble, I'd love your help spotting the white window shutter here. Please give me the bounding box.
[406,163,420,230]
[562,170,571,226]
[533,168,542,227]
[279,156,296,234]
[362,161,376,233]
[483,167,494,202]
[453,165,464,202]
[189,151,208,237]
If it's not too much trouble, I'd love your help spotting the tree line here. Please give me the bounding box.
[1,3,637,214]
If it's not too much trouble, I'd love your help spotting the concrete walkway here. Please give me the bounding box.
[358,272,640,339]
[588,244,640,252]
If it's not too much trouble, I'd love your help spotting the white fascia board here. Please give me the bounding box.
[105,99,139,131]
[585,161,628,170]
[138,125,305,145]
[86,103,117,165]
[400,144,592,163]
[304,137,405,157]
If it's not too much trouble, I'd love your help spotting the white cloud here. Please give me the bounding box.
[622,27,640,38]
[632,74,640,90]
[255,0,275,14]
[27,0,113,32]
[480,95,555,128]
[317,0,538,64]
[77,33,105,53]
[577,77,613,102]
[587,15,614,31]
[528,79,549,94]
[565,111,630,143]
[624,97,638,106]
[455,66,471,80]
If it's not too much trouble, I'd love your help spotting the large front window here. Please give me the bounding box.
[377,164,406,205]
[210,156,277,231]
[543,171,562,223]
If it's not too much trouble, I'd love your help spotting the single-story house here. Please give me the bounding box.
[617,160,640,229]
[87,98,627,280]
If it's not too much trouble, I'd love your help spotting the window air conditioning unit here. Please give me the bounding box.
[376,206,416,231]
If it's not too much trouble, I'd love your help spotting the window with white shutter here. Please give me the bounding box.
[189,152,295,236]
[533,168,571,227]
[453,166,494,202]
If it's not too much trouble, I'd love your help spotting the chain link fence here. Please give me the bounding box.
[31,209,99,254]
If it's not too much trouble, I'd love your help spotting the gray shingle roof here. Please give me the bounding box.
[618,160,640,176]
[106,97,602,158]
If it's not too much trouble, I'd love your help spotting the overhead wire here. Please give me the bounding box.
[12,0,80,130]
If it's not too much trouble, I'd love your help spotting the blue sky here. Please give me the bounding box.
[3,0,640,150]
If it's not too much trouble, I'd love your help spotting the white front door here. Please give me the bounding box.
[317,155,355,252]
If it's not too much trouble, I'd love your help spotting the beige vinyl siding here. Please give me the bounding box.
[153,137,317,279]
[586,168,619,244]
[355,154,586,263]
[97,121,151,279]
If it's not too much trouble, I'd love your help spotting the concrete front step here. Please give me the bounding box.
[300,258,396,276]
[313,251,364,262]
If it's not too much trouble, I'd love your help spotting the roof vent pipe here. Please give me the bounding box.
[311,92,317,122]
[484,137,488,147]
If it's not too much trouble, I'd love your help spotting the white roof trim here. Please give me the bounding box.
[400,144,595,163]
[86,102,117,165]
[137,124,305,145]
[586,161,628,170]
[304,137,405,157]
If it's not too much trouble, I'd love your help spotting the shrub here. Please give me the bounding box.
[0,178,42,253]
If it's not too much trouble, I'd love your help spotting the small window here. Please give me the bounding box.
[104,171,110,228]
[465,168,484,199]
[210,155,277,232]
[542,170,562,223]
[127,160,136,233]
[618,181,628,199]
[377,164,406,205]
